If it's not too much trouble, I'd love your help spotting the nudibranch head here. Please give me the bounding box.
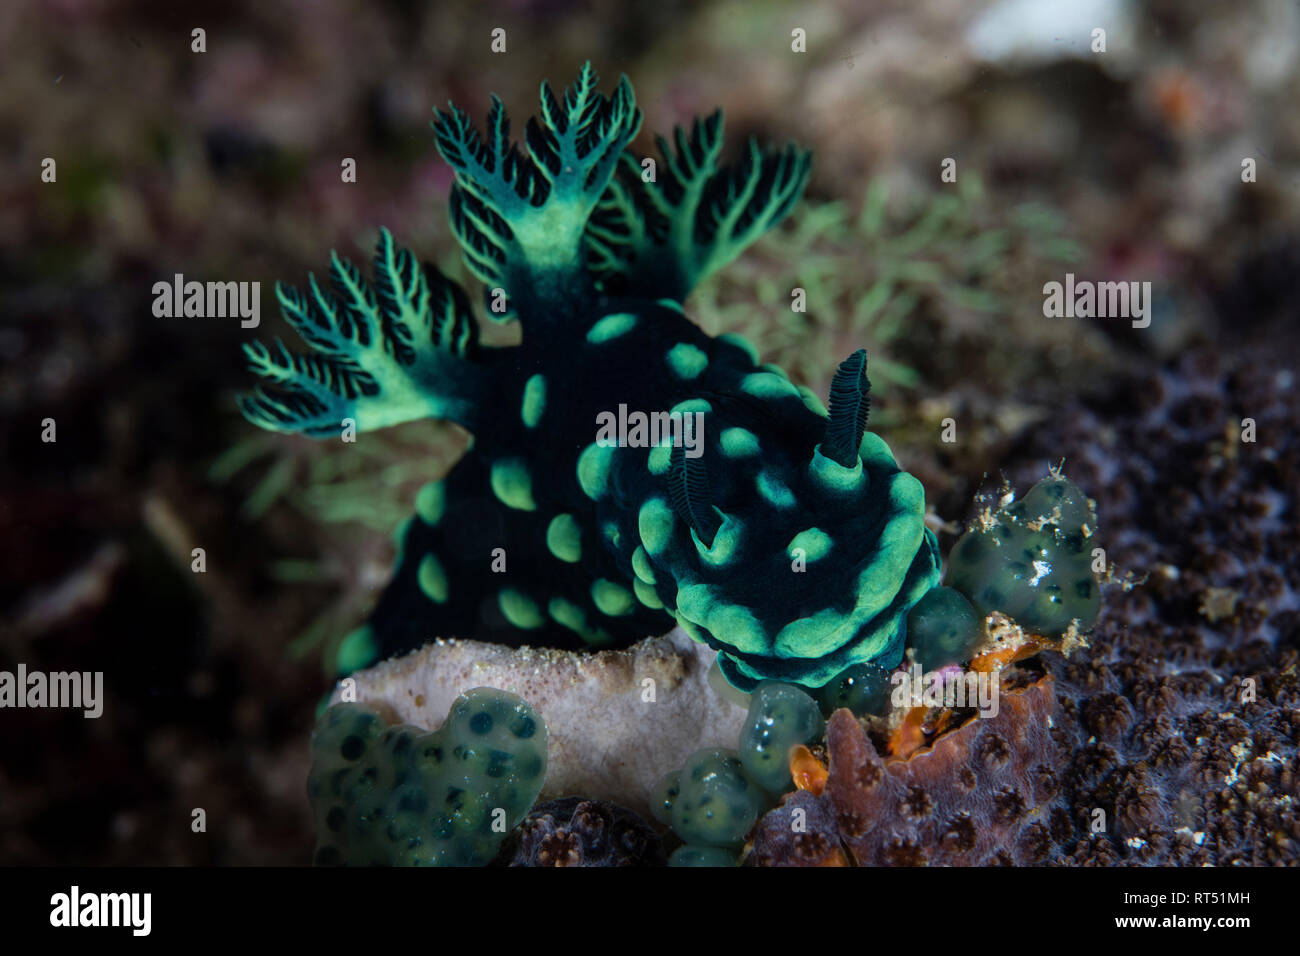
[647,350,941,691]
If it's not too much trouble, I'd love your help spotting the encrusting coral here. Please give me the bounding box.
[492,797,666,867]
[750,672,1062,866]
[748,347,1299,867]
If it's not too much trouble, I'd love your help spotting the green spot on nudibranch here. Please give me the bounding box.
[798,385,828,416]
[415,482,446,525]
[787,528,833,562]
[335,625,378,675]
[647,443,672,475]
[638,498,675,556]
[632,546,656,585]
[546,513,582,563]
[548,598,613,647]
[670,397,712,416]
[719,427,760,457]
[666,343,708,379]
[757,471,797,508]
[490,459,537,510]
[498,589,544,629]
[587,312,638,343]
[391,516,413,569]
[603,521,623,550]
[719,331,759,364]
[634,577,663,609]
[656,298,684,313]
[548,597,584,631]
[592,579,635,617]
[417,553,449,604]
[521,374,546,428]
[740,371,800,400]
[488,460,535,512]
[577,442,615,499]
[676,584,768,654]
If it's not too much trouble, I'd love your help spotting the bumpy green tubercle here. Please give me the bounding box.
[946,475,1102,637]
[307,690,547,866]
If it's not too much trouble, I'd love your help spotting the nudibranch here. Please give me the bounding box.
[239,64,940,690]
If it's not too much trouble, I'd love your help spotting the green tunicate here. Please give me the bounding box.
[498,588,544,630]
[577,442,615,499]
[670,748,765,848]
[546,513,582,563]
[906,585,983,669]
[946,474,1101,637]
[490,459,536,511]
[521,374,546,428]
[307,692,547,866]
[666,342,708,379]
[816,661,894,718]
[417,553,449,604]
[586,312,638,343]
[592,579,635,617]
[650,770,680,825]
[668,845,738,867]
[738,682,825,794]
[719,427,759,457]
[415,482,446,525]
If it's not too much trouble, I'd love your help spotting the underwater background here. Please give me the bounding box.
[2,0,1298,864]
